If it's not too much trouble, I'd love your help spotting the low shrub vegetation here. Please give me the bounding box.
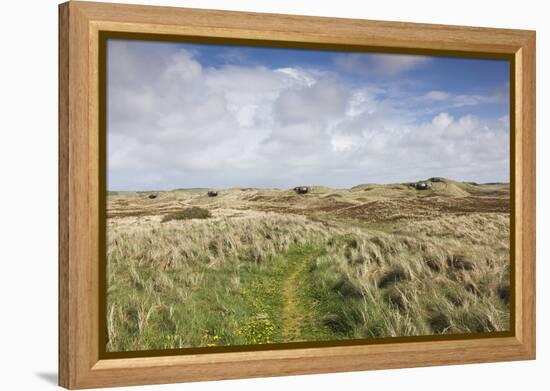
[161,206,211,223]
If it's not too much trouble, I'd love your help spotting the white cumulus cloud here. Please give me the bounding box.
[107,41,509,190]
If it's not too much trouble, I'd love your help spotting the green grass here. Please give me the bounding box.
[106,211,510,352]
[106,242,341,350]
[107,256,252,350]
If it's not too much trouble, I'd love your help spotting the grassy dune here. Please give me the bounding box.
[106,180,510,352]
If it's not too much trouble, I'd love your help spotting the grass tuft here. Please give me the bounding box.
[377,268,409,289]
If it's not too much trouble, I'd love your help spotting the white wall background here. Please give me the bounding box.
[0,0,546,389]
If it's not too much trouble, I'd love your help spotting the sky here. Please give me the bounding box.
[106,39,510,191]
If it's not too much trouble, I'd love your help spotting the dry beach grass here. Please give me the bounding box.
[106,179,510,351]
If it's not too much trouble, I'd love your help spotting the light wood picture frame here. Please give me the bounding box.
[59,1,536,389]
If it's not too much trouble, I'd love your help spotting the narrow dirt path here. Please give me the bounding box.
[280,246,322,341]
[238,244,335,344]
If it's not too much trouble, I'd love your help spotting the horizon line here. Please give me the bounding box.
[107,179,510,193]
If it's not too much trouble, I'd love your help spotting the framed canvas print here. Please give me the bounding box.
[58,1,536,389]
